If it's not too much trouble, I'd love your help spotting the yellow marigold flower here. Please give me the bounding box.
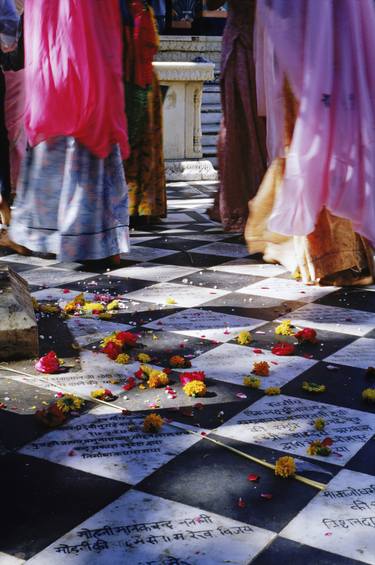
[100,334,123,348]
[98,312,112,320]
[243,376,261,389]
[302,381,326,393]
[40,303,60,314]
[307,440,332,457]
[314,418,325,431]
[236,331,252,345]
[64,293,85,313]
[82,302,105,313]
[362,388,375,403]
[265,387,280,396]
[275,320,295,336]
[148,371,169,389]
[56,394,85,413]
[90,388,106,399]
[138,353,152,363]
[143,413,164,433]
[183,380,207,397]
[139,364,152,376]
[106,300,120,311]
[166,296,177,305]
[115,353,130,364]
[252,361,270,376]
[275,456,296,478]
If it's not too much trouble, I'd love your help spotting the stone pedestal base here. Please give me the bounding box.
[165,159,218,182]
[0,267,39,361]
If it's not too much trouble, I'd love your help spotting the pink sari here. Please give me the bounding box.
[24,0,129,159]
[257,0,375,247]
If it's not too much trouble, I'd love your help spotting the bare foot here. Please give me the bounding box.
[0,229,31,256]
[0,198,11,226]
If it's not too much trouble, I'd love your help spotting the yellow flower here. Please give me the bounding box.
[90,388,106,399]
[148,371,169,389]
[275,320,295,336]
[64,293,85,313]
[302,381,326,393]
[107,300,120,311]
[82,302,105,314]
[236,331,252,345]
[292,269,302,280]
[362,388,375,403]
[183,380,207,397]
[115,353,130,364]
[166,297,177,305]
[99,312,112,320]
[56,394,85,413]
[138,353,152,363]
[265,387,280,396]
[314,418,325,431]
[40,303,60,314]
[252,361,270,376]
[100,334,123,348]
[275,456,296,478]
[307,440,332,457]
[243,376,261,389]
[143,413,164,433]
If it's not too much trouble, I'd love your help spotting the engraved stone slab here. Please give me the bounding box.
[109,263,199,283]
[126,282,229,308]
[237,277,338,303]
[281,469,375,565]
[19,406,202,484]
[279,303,375,337]
[188,342,316,388]
[0,267,38,360]
[216,395,375,466]
[27,489,275,565]
[66,318,132,347]
[324,338,375,369]
[144,308,267,343]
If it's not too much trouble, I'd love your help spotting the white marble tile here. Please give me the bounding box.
[129,236,160,245]
[79,350,141,378]
[122,246,177,262]
[216,395,375,466]
[281,469,375,564]
[161,213,194,223]
[46,369,131,398]
[157,228,196,235]
[0,254,59,266]
[280,303,375,337]
[144,308,267,343]
[19,406,202,484]
[0,552,25,565]
[27,489,275,565]
[191,242,250,259]
[178,233,232,242]
[324,338,375,369]
[31,288,86,302]
[66,318,132,347]
[125,283,229,308]
[20,268,93,287]
[187,342,316,388]
[209,260,287,277]
[237,277,338,303]
[108,263,199,283]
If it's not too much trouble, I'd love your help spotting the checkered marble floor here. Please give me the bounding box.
[0,181,374,565]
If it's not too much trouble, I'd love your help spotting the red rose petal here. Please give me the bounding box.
[253,348,263,354]
[247,474,260,482]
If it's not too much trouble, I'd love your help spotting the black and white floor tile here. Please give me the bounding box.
[0,181,374,564]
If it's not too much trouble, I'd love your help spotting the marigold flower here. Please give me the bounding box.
[243,376,261,389]
[302,381,326,393]
[307,439,332,456]
[115,353,131,364]
[90,388,117,401]
[265,386,280,396]
[275,320,295,336]
[82,302,105,314]
[147,371,169,389]
[35,351,62,374]
[252,361,270,376]
[314,418,325,431]
[179,371,206,386]
[143,413,164,433]
[56,394,85,413]
[166,297,177,305]
[169,355,191,368]
[236,331,252,345]
[295,327,317,343]
[183,380,207,397]
[106,300,120,311]
[40,303,61,314]
[137,353,152,363]
[64,293,85,313]
[35,403,66,427]
[274,456,296,478]
[362,388,375,403]
[116,331,138,347]
[271,343,295,356]
[98,312,112,320]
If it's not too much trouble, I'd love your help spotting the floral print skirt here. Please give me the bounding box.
[9,136,129,261]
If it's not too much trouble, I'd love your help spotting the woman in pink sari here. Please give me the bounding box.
[246,0,375,285]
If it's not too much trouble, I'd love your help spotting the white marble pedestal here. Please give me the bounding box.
[153,61,217,181]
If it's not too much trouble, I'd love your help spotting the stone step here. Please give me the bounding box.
[202,134,218,146]
[201,103,222,113]
[202,123,221,135]
[204,83,221,92]
[202,145,217,156]
[202,111,222,125]
[202,91,221,105]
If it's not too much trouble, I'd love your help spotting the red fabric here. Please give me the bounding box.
[130,1,158,88]
[24,0,129,159]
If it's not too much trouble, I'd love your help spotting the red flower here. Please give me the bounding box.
[271,343,295,356]
[35,351,61,374]
[179,371,206,386]
[295,327,317,343]
[134,369,144,380]
[35,403,66,427]
[322,437,334,447]
[102,341,122,360]
[123,377,136,391]
[116,331,138,347]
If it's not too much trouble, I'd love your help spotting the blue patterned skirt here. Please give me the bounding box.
[9,137,129,261]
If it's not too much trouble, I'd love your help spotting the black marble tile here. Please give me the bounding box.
[55,274,155,295]
[138,236,210,252]
[152,252,234,268]
[317,287,375,313]
[0,453,129,560]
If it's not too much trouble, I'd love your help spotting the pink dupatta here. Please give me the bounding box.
[23,0,129,159]
[257,0,375,246]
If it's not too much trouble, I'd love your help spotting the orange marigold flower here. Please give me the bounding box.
[143,413,164,433]
[252,361,270,376]
[274,456,296,478]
